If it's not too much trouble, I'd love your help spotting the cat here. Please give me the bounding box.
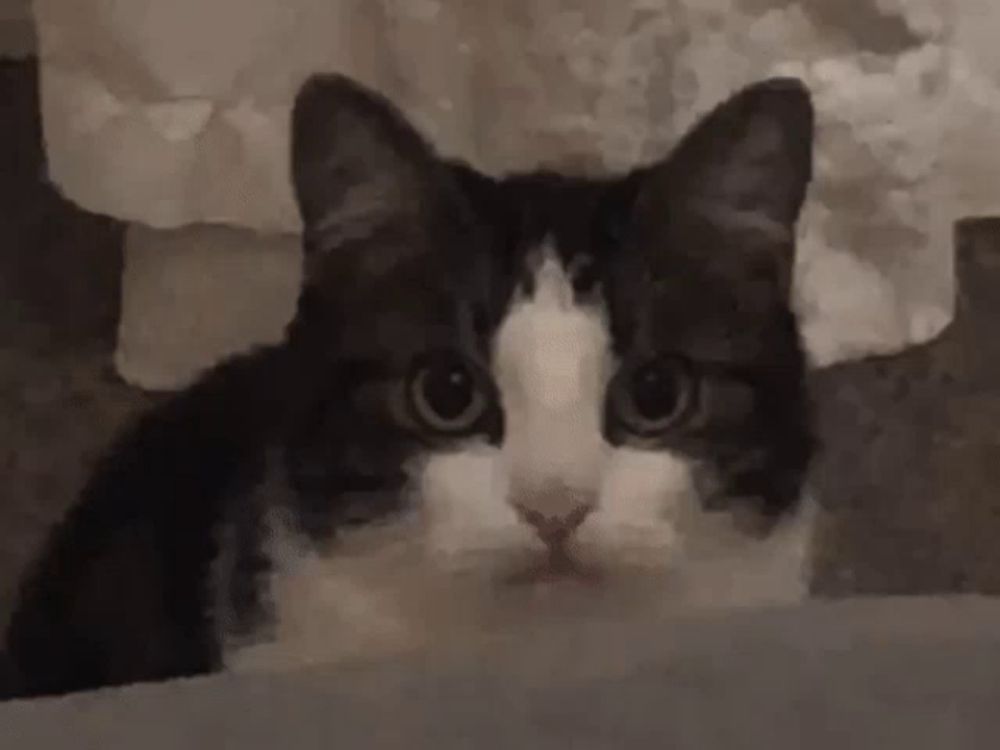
[2,72,816,699]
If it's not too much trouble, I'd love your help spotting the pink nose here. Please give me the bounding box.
[514,503,593,548]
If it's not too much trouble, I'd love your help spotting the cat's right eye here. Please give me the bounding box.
[606,356,697,438]
[407,351,492,436]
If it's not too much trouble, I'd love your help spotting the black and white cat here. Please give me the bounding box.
[3,73,816,699]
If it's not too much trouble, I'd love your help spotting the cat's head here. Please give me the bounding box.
[280,74,814,582]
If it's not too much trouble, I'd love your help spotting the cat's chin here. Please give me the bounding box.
[427,532,682,587]
[499,546,603,587]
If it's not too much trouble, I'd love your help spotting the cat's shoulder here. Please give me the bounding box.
[3,345,288,698]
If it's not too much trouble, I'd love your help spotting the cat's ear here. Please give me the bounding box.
[630,78,814,290]
[290,74,446,260]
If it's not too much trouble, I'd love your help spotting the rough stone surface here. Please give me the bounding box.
[811,220,1000,597]
[33,0,966,368]
[3,597,1000,747]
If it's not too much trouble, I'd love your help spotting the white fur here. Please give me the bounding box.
[223,244,816,674]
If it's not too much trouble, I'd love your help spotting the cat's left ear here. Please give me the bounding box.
[290,73,457,264]
[630,78,814,291]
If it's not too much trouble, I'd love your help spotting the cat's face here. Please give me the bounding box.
[279,75,814,588]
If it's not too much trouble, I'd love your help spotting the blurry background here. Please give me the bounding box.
[3,0,1000,635]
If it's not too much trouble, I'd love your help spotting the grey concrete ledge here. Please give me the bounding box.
[3,596,1000,749]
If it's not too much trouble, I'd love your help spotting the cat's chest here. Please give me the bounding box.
[216,501,816,676]
[218,524,644,673]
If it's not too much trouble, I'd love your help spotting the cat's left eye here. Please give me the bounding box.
[407,352,492,436]
[607,356,697,437]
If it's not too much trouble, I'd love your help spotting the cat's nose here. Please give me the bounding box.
[513,500,593,548]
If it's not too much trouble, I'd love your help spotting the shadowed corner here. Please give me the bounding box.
[0,650,20,700]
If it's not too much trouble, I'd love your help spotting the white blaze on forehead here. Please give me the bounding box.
[492,246,613,500]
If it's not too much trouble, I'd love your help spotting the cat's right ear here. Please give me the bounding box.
[290,74,443,262]
[625,78,813,299]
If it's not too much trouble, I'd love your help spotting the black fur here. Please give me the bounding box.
[3,74,815,699]
[3,348,287,697]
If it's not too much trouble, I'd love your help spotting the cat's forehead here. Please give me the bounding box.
[490,171,624,267]
[446,168,633,314]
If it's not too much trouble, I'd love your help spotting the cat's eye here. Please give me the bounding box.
[607,356,696,437]
[407,352,491,436]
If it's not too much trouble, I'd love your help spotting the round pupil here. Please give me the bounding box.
[630,365,679,421]
[423,364,475,421]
